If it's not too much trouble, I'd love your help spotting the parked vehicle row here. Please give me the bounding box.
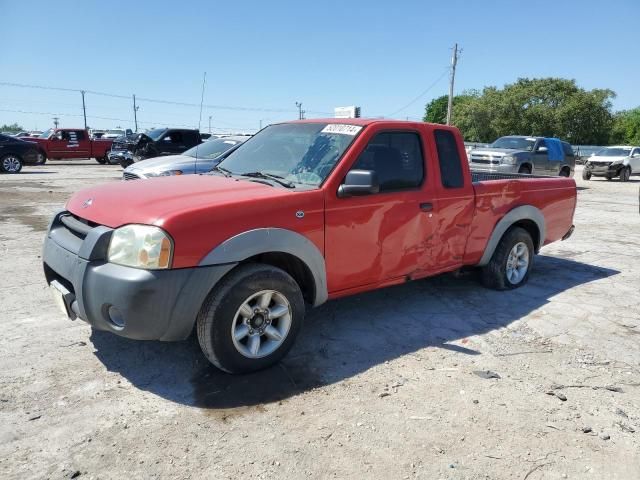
[469,136,575,177]
[42,119,577,373]
[108,128,203,167]
[582,146,640,181]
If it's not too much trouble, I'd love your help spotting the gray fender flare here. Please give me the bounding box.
[199,228,328,307]
[476,205,545,266]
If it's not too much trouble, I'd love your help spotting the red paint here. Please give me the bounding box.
[66,119,576,296]
[26,129,113,160]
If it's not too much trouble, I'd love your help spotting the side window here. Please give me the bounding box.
[562,142,573,156]
[536,139,547,152]
[633,148,640,157]
[75,130,86,141]
[352,131,424,192]
[168,131,183,144]
[434,129,464,189]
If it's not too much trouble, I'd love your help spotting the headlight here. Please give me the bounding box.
[146,170,183,177]
[610,159,623,165]
[108,224,173,269]
[501,155,516,165]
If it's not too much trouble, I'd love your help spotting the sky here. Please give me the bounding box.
[1,0,638,133]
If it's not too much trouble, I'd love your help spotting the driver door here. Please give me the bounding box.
[531,139,549,174]
[324,129,435,294]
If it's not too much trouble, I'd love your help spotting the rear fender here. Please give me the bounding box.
[476,205,545,266]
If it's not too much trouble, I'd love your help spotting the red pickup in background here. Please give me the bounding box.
[26,128,114,164]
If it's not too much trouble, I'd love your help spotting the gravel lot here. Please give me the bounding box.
[0,161,639,479]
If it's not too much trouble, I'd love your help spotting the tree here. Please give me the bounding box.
[610,108,640,145]
[423,91,478,125]
[438,78,616,144]
[0,123,24,133]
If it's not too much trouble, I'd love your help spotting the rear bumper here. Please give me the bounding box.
[42,211,235,341]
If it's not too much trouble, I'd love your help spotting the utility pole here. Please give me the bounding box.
[81,90,87,129]
[295,102,305,120]
[259,119,263,130]
[53,117,59,128]
[133,94,139,132]
[446,43,460,126]
[208,115,212,133]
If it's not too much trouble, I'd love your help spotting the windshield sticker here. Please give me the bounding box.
[321,124,362,136]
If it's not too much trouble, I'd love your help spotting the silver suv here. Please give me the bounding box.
[469,136,575,176]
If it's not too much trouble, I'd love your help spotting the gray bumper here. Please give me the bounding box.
[42,211,235,341]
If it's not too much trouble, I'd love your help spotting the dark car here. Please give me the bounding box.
[108,128,202,168]
[0,134,44,174]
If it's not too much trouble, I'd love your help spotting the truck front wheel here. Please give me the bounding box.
[481,227,534,290]
[95,156,107,164]
[582,169,591,180]
[196,264,305,374]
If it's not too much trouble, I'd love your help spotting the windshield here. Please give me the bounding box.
[106,129,124,135]
[595,147,632,157]
[184,138,242,159]
[490,137,536,151]
[145,128,167,141]
[218,123,361,187]
[39,129,53,139]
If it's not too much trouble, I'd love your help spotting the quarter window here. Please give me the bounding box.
[352,132,424,192]
[434,129,464,188]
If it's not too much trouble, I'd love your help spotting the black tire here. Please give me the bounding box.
[518,165,532,174]
[619,167,630,182]
[559,167,570,177]
[196,263,305,374]
[95,156,107,164]
[481,227,534,291]
[120,159,133,168]
[0,154,23,174]
[36,151,47,165]
[606,176,612,181]
[582,169,591,180]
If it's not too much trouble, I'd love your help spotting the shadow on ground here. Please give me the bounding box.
[91,255,618,411]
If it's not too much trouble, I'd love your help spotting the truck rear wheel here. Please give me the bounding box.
[481,227,534,290]
[582,169,591,180]
[196,264,305,374]
[95,156,107,164]
[518,165,531,174]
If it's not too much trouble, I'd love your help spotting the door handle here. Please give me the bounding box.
[419,202,433,212]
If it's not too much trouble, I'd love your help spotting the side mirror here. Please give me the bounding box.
[337,169,379,198]
[537,146,548,153]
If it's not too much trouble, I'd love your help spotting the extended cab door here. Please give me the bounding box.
[50,130,90,158]
[630,147,640,173]
[324,127,437,294]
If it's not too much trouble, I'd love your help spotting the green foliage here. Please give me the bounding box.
[0,123,24,133]
[431,78,616,144]
[610,108,640,145]
[423,91,478,125]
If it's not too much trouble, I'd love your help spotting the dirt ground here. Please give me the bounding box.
[0,161,639,480]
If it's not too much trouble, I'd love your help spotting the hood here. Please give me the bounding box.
[66,174,296,228]
[588,155,626,162]
[471,148,522,156]
[128,154,193,172]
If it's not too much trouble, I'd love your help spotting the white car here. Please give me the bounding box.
[582,145,640,182]
[102,128,133,140]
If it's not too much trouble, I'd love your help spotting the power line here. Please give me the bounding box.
[385,67,449,118]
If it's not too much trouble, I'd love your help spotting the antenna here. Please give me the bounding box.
[195,72,207,174]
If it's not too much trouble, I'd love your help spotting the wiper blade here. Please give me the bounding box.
[240,171,295,188]
[212,165,233,177]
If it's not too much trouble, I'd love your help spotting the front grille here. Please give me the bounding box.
[590,161,611,167]
[471,155,500,165]
[123,172,140,181]
[59,213,97,240]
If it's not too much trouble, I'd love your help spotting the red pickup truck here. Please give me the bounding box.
[43,119,576,373]
[27,128,113,164]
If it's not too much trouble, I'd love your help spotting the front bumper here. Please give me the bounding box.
[107,150,135,165]
[585,163,623,177]
[42,211,235,341]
